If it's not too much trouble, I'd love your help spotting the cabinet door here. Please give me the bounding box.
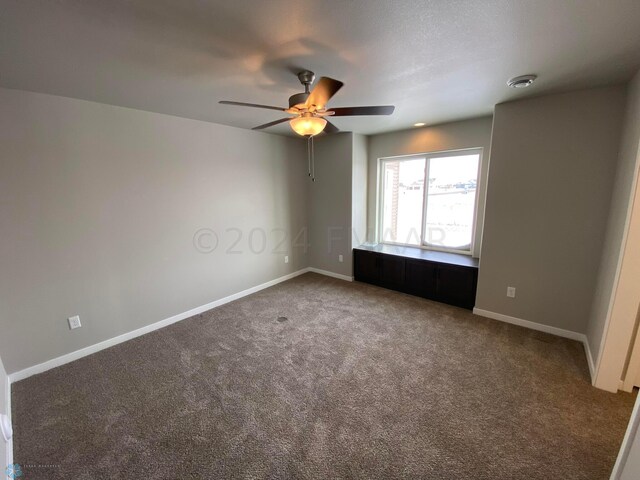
[354,250,382,283]
[405,259,438,299]
[436,264,478,310]
[380,255,405,290]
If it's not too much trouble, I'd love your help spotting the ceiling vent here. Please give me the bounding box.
[507,74,537,88]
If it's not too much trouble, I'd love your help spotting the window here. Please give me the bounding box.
[379,149,482,254]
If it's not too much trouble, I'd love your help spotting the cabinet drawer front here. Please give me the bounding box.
[381,255,405,287]
[354,250,382,282]
[436,265,478,309]
[405,260,438,299]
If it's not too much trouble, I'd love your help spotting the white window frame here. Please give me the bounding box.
[377,147,483,256]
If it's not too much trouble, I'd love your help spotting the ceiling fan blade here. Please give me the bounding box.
[322,120,340,135]
[220,101,285,112]
[305,77,344,109]
[329,106,395,116]
[251,117,291,130]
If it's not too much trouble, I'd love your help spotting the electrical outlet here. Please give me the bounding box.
[284,255,289,264]
[507,287,516,298]
[338,254,344,263]
[68,315,82,330]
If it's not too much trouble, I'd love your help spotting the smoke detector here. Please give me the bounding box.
[507,74,537,88]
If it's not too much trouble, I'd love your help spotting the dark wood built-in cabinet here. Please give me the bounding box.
[353,244,479,310]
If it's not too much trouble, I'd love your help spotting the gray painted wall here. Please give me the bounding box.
[366,117,494,256]
[476,86,627,333]
[308,133,354,277]
[1,82,632,376]
[587,71,640,364]
[0,88,309,373]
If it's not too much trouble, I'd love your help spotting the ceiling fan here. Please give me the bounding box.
[219,70,395,137]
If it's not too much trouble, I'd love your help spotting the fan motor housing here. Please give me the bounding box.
[289,70,315,108]
[289,92,310,109]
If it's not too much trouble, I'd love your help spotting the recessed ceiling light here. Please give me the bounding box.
[414,122,426,127]
[507,74,537,88]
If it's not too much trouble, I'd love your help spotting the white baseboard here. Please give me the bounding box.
[8,267,352,383]
[5,265,354,465]
[584,338,596,382]
[9,268,310,383]
[307,267,353,282]
[472,308,585,341]
[472,308,594,381]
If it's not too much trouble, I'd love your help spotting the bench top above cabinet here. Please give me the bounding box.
[354,243,479,268]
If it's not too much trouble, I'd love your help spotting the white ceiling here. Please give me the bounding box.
[2,0,640,136]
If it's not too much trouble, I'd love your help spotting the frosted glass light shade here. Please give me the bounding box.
[289,116,327,136]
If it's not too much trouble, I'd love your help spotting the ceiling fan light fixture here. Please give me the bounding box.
[290,116,327,136]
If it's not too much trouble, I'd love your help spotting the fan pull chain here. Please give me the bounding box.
[311,135,315,182]
[306,135,316,182]
[307,136,312,177]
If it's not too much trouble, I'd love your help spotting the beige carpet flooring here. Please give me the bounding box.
[12,273,636,479]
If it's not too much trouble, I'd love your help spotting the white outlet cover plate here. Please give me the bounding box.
[68,315,82,329]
